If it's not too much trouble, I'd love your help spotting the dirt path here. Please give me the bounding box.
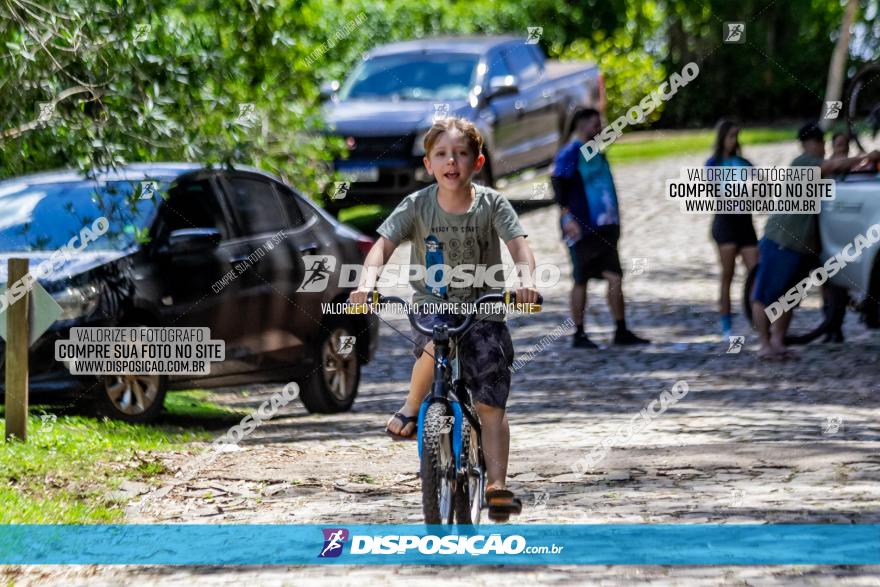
[11,143,880,585]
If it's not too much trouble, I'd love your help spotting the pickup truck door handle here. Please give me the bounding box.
[299,242,319,255]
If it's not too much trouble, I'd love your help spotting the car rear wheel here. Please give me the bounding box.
[298,318,361,413]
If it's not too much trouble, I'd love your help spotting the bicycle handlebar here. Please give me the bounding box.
[344,290,543,337]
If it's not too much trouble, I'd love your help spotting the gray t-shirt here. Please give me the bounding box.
[377,183,527,320]
[763,153,824,255]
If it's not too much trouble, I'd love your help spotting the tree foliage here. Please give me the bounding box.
[0,0,876,191]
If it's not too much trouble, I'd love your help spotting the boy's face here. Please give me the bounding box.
[423,129,485,191]
[576,114,602,141]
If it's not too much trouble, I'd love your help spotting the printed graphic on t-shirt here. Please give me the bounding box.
[424,235,446,298]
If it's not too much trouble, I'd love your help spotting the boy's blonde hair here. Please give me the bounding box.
[423,117,484,159]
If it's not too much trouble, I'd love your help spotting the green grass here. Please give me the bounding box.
[607,127,795,164]
[0,390,243,523]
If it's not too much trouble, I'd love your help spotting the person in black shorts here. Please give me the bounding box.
[551,108,649,348]
[706,119,759,338]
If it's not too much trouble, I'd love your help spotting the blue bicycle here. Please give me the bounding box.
[349,290,541,524]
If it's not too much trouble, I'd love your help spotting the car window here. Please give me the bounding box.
[225,176,288,235]
[161,179,229,239]
[487,50,512,81]
[502,44,540,86]
[274,184,308,227]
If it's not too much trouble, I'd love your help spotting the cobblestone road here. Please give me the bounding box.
[10,143,880,585]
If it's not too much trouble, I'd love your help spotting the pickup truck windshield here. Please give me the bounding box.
[340,53,479,101]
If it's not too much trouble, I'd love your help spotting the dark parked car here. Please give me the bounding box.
[321,35,604,209]
[0,163,378,422]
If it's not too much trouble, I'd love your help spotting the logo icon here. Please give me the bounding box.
[727,335,745,354]
[432,103,450,123]
[823,101,842,120]
[298,255,337,292]
[332,181,350,200]
[133,23,151,43]
[235,103,259,127]
[39,413,58,431]
[530,183,547,200]
[439,415,455,434]
[630,257,648,276]
[526,27,543,44]
[318,528,349,558]
[140,181,157,200]
[36,102,55,125]
[532,491,549,509]
[728,488,745,507]
[723,22,746,44]
[823,415,843,435]
[337,336,356,357]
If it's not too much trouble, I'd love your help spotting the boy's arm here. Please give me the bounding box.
[505,236,540,304]
[348,236,397,304]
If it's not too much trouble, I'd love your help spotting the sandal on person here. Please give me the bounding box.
[485,488,522,522]
[385,412,418,441]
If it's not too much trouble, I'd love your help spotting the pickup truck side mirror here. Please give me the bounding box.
[160,228,221,256]
[319,80,341,101]
[485,75,519,100]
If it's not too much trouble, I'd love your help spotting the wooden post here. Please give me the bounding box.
[5,258,29,442]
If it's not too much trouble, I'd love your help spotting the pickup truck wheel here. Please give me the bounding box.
[298,318,360,413]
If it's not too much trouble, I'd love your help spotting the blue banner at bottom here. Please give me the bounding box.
[0,525,877,565]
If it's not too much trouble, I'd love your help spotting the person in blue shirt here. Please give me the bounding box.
[706,119,759,338]
[551,108,649,348]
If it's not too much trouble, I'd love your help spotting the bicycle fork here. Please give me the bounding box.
[416,325,465,472]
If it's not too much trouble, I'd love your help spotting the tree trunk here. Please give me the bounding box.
[822,0,858,130]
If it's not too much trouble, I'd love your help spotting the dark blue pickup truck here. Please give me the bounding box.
[320,35,604,209]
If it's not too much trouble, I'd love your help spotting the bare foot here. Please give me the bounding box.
[757,344,783,360]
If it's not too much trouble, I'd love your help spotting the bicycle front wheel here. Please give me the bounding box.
[420,402,456,525]
[455,418,484,525]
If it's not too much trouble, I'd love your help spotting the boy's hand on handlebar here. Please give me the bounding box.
[348,289,371,305]
[515,287,541,304]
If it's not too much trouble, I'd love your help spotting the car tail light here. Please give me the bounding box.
[356,235,374,259]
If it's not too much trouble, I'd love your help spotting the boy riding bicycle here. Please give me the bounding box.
[348,116,540,511]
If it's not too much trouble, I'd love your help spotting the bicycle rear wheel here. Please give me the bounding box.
[421,402,456,525]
